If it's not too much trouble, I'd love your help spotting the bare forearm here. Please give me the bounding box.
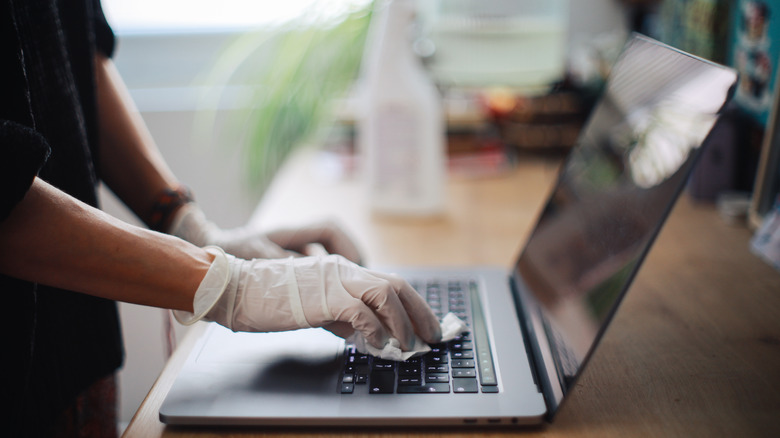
[94,53,180,226]
[0,178,211,311]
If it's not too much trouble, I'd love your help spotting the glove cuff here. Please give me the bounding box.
[173,246,232,325]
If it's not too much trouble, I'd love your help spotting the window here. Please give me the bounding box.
[102,0,370,33]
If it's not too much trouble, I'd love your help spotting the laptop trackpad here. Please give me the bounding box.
[195,325,343,394]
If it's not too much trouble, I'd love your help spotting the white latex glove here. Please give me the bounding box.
[168,203,362,263]
[174,247,442,350]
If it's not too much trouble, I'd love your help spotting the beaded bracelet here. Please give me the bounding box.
[148,186,193,232]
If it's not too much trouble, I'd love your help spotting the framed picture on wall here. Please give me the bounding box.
[730,0,780,127]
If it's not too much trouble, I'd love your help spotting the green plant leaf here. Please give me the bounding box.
[195,1,373,193]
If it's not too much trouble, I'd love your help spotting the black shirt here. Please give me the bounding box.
[1,0,124,435]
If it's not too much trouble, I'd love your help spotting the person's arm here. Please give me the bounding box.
[0,177,211,311]
[81,54,442,348]
[94,53,181,229]
[93,53,362,261]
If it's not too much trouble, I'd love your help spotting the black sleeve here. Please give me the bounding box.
[0,1,51,221]
[93,0,116,58]
[0,121,51,222]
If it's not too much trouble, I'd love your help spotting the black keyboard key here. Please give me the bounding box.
[399,365,421,375]
[481,385,499,393]
[342,374,355,383]
[398,377,422,386]
[429,343,448,354]
[478,357,497,386]
[452,368,476,378]
[450,341,473,351]
[449,304,466,313]
[426,373,449,383]
[451,359,475,368]
[424,354,449,364]
[372,360,395,371]
[451,350,474,359]
[397,383,450,393]
[369,371,395,394]
[453,378,478,393]
[425,364,449,373]
[349,354,369,365]
[453,332,472,342]
[341,383,355,393]
[355,374,368,384]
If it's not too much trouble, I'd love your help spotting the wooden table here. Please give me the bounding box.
[124,148,780,437]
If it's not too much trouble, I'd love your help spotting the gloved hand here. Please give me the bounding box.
[168,203,362,263]
[174,247,442,350]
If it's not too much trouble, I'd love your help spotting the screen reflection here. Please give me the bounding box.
[515,35,737,388]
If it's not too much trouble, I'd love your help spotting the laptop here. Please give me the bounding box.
[159,34,737,427]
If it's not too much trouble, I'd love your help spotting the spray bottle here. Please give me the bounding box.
[358,0,446,216]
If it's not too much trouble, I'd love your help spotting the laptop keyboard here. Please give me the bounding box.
[339,279,498,394]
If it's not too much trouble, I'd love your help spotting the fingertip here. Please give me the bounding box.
[421,321,443,344]
[346,305,391,350]
[432,325,443,343]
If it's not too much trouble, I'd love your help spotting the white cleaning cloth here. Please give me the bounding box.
[346,312,468,361]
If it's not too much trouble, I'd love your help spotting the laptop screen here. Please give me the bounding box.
[513,35,737,413]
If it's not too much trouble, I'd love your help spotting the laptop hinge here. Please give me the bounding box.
[515,278,541,391]
[509,273,565,421]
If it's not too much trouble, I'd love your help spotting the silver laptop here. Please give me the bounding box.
[159,34,737,427]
